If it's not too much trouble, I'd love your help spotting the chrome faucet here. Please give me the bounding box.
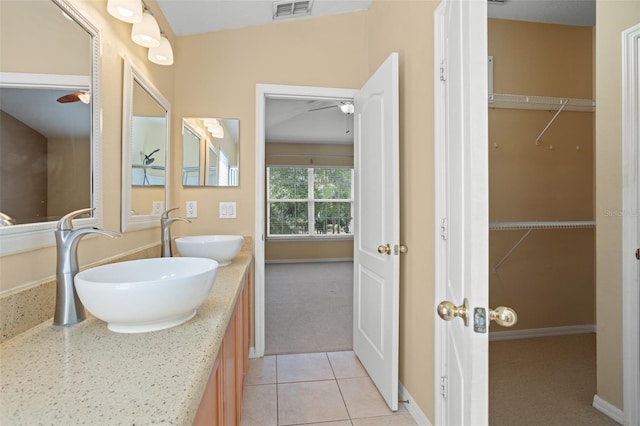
[161,208,190,257]
[54,208,121,326]
[0,212,15,226]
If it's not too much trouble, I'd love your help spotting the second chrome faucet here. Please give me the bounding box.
[161,208,190,257]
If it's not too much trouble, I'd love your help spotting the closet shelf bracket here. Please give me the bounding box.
[535,99,569,145]
[489,220,595,272]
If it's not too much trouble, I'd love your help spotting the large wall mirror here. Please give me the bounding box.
[182,118,239,187]
[0,0,101,255]
[121,59,170,232]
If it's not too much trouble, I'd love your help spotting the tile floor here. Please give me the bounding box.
[240,351,417,426]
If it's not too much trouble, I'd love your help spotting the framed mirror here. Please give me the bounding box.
[182,117,239,187]
[121,59,170,232]
[0,0,101,256]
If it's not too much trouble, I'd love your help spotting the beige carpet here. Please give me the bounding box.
[265,262,353,355]
[490,334,619,426]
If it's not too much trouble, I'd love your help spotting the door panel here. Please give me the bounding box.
[434,0,489,424]
[353,52,400,412]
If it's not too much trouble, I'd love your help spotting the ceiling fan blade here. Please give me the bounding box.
[56,91,91,104]
[308,105,338,112]
[56,93,81,103]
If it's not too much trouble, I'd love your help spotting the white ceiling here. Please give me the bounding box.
[156,0,372,37]
[157,0,595,38]
[266,98,355,144]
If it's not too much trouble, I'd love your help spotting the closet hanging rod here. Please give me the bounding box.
[489,220,595,230]
[488,94,595,112]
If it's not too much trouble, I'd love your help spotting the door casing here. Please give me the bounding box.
[253,84,358,358]
[622,22,640,426]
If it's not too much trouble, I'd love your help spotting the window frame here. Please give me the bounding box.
[266,166,354,241]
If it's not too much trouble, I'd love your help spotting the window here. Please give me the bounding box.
[267,167,353,238]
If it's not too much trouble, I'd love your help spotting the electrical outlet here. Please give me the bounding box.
[152,201,164,216]
[186,201,198,218]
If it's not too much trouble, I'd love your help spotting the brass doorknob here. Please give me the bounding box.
[378,244,391,255]
[437,298,469,326]
[489,306,518,327]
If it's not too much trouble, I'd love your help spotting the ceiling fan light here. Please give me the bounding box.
[148,36,174,66]
[339,102,354,114]
[131,12,161,48]
[107,0,143,23]
[78,92,91,104]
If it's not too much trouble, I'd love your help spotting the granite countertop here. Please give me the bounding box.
[0,248,252,425]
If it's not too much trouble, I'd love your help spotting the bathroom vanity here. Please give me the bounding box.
[0,246,252,425]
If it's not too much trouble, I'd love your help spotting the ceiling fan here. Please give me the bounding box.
[308,100,354,115]
[56,90,91,104]
[307,100,355,134]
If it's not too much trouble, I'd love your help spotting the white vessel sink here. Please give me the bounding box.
[175,235,244,266]
[74,257,219,333]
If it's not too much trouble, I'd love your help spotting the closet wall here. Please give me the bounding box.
[488,19,595,331]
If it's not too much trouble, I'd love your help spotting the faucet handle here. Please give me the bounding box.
[161,207,180,219]
[57,208,95,230]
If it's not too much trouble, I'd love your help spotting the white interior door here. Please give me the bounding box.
[622,22,640,426]
[353,52,400,412]
[434,0,489,425]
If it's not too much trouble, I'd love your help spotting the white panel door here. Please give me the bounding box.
[434,0,489,425]
[353,52,400,412]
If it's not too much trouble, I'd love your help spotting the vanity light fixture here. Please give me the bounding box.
[107,1,173,66]
[148,35,174,66]
[107,0,143,23]
[131,11,161,48]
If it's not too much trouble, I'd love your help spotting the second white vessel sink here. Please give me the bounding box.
[74,257,219,333]
[175,235,243,266]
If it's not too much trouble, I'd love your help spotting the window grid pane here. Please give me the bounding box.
[267,167,353,237]
[269,201,309,235]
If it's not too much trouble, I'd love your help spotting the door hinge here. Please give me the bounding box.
[636,248,639,260]
[440,376,448,399]
[440,60,447,82]
[440,218,448,240]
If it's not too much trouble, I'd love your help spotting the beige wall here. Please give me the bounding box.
[0,111,48,221]
[488,20,595,331]
[0,0,175,292]
[595,0,640,411]
[173,0,438,418]
[367,0,439,418]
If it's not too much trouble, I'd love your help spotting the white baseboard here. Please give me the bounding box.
[399,382,432,426]
[249,346,257,359]
[489,324,596,341]
[593,395,624,424]
[265,258,353,264]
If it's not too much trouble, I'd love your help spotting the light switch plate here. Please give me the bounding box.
[219,202,236,219]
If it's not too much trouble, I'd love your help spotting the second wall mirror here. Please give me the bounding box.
[121,58,170,231]
[182,117,239,187]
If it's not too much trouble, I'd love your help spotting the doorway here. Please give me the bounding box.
[262,95,356,355]
[254,85,359,358]
[487,17,601,425]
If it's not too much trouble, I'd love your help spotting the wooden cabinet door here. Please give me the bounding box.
[193,357,222,426]
[222,308,238,426]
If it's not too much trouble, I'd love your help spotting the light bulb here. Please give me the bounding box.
[148,36,174,66]
[107,0,143,23]
[131,12,161,48]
